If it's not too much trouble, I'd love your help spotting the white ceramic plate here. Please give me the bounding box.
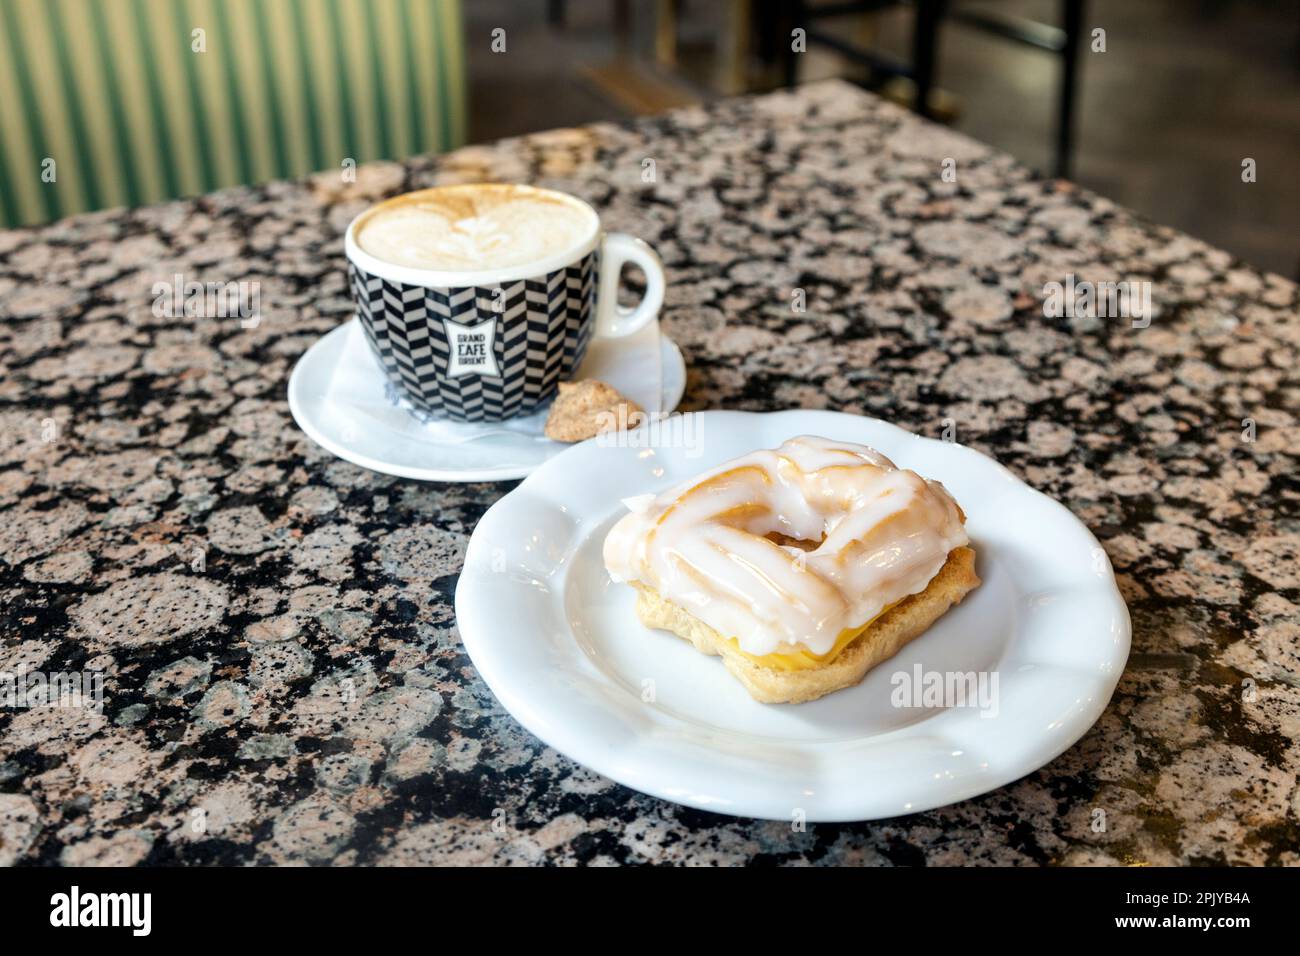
[288,318,686,482]
[455,410,1130,822]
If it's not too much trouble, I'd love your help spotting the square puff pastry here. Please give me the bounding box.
[603,436,980,704]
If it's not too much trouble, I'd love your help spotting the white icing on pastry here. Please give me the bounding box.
[602,436,969,657]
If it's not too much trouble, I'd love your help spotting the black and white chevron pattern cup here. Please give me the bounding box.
[343,186,663,423]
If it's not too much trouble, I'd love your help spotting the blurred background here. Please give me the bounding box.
[0,0,1296,275]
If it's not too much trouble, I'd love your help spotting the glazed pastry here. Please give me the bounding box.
[603,436,980,704]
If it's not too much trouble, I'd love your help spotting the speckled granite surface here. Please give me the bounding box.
[0,81,1297,866]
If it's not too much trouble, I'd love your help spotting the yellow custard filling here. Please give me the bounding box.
[724,603,897,672]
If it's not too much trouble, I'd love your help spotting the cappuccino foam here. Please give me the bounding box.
[355,184,596,272]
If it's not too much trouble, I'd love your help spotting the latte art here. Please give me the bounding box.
[355,184,597,272]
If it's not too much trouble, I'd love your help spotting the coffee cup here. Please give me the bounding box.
[344,183,664,422]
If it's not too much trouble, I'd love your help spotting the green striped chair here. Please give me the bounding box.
[0,0,467,226]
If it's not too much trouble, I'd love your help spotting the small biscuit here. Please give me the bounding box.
[544,380,643,443]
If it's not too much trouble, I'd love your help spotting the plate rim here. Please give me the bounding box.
[455,409,1132,821]
[287,319,687,483]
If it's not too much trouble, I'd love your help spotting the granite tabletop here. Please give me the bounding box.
[0,80,1297,867]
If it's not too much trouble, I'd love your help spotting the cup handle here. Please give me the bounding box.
[594,232,664,339]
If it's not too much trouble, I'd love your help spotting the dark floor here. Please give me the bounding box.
[464,2,641,141]
[464,0,1300,277]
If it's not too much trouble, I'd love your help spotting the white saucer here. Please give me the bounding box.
[455,410,1131,822]
[288,318,686,482]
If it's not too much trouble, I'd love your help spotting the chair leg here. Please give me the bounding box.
[782,0,804,87]
[656,0,678,67]
[911,0,946,118]
[1055,0,1085,179]
[718,0,753,94]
